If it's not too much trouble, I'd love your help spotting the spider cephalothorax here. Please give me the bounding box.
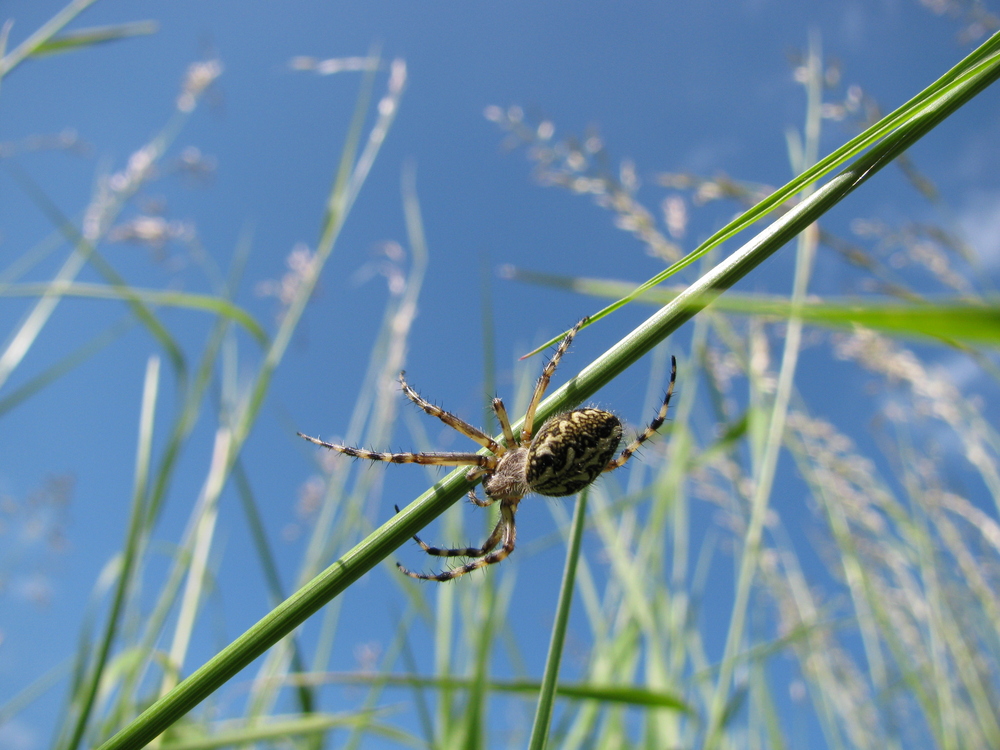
[298,317,676,581]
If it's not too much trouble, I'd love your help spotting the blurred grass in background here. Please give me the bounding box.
[2,2,1000,749]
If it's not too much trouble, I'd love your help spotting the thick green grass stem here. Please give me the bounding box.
[528,490,588,750]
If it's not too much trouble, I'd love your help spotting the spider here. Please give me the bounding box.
[298,317,676,581]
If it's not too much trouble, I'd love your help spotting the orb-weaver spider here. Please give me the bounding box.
[298,318,676,581]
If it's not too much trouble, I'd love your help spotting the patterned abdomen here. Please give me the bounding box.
[525,408,623,497]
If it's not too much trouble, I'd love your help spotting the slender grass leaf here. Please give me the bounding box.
[159,712,412,750]
[62,357,160,750]
[285,672,693,712]
[30,21,158,57]
[0,0,100,77]
[2,282,268,347]
[0,315,132,418]
[506,269,1000,345]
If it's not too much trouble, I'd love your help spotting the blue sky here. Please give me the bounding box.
[1,1,998,747]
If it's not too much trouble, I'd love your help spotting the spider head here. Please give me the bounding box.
[525,408,623,497]
[481,447,531,501]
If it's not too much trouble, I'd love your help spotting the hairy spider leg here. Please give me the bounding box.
[458,393,530,508]
[521,317,589,443]
[604,355,677,472]
[297,433,497,469]
[398,371,505,456]
[491,397,518,447]
[397,499,519,581]
[466,490,494,507]
[394,503,504,558]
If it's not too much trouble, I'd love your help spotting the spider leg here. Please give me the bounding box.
[413,509,505,558]
[492,397,517,447]
[604,355,676,472]
[398,372,505,456]
[298,432,497,469]
[467,489,493,507]
[521,317,589,443]
[392,502,499,558]
[397,499,519,582]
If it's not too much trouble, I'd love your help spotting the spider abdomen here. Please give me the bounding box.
[525,408,623,497]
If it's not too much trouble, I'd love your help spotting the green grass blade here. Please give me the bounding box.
[706,44,824,745]
[1,281,269,346]
[0,85,206,394]
[158,712,408,750]
[0,661,68,729]
[29,21,158,57]
[4,163,188,377]
[0,21,11,99]
[0,315,132,418]
[528,489,588,750]
[283,672,693,711]
[232,459,316,717]
[459,581,498,750]
[231,53,398,453]
[0,0,101,77]
[143,225,254,529]
[758,299,1000,344]
[62,357,159,750]
[506,270,1000,346]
